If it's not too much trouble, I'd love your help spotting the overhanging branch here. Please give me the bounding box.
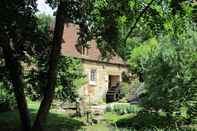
[124,0,155,43]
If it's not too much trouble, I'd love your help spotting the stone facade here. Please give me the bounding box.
[78,60,128,103]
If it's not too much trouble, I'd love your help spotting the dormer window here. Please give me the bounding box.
[82,47,88,56]
[76,44,88,56]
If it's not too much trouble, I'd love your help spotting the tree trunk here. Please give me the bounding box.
[32,2,65,131]
[2,40,31,131]
[171,0,182,15]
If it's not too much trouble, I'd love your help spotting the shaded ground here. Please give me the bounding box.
[116,111,197,131]
[0,101,196,131]
[0,100,135,131]
[0,100,84,131]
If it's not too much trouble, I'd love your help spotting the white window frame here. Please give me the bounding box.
[89,69,97,85]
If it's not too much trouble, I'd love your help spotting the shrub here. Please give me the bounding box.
[0,83,16,112]
[119,82,130,98]
[106,103,140,115]
[25,56,86,102]
[129,23,197,119]
[116,110,177,129]
[55,56,86,102]
[119,80,141,103]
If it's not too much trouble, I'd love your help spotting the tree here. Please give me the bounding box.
[128,17,197,119]
[0,0,59,130]
[0,0,38,130]
[31,2,65,130]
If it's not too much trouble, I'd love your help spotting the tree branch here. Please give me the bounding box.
[124,0,155,43]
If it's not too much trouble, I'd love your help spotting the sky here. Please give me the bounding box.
[37,0,54,15]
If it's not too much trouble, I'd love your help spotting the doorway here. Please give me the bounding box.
[106,75,121,103]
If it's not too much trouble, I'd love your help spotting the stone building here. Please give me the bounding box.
[61,23,128,103]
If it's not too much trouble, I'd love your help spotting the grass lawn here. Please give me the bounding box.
[78,112,135,131]
[0,100,133,131]
[0,100,84,131]
[103,112,135,124]
[0,101,197,131]
[0,100,128,131]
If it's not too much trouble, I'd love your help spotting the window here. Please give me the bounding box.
[89,69,97,85]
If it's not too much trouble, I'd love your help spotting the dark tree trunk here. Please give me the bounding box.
[171,0,182,15]
[32,2,65,131]
[2,40,31,131]
[139,72,144,82]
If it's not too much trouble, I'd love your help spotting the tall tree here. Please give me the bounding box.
[1,39,31,131]
[32,2,65,130]
[0,0,37,130]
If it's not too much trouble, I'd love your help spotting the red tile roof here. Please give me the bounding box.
[61,23,126,65]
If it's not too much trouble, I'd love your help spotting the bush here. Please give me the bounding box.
[25,56,86,102]
[0,83,16,112]
[129,23,197,119]
[119,80,141,102]
[106,103,140,115]
[116,111,177,129]
[119,82,130,98]
[55,56,86,102]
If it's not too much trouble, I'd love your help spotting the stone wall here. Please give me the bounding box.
[78,60,128,104]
